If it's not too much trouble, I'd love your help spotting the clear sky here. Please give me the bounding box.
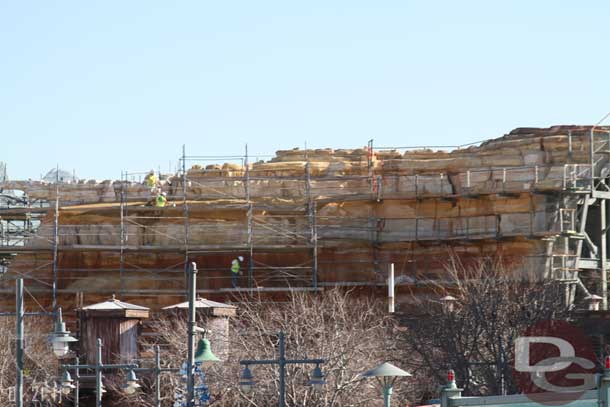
[1,1,609,180]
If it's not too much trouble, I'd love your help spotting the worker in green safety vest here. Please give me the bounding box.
[144,170,157,191]
[155,192,167,208]
[231,256,243,288]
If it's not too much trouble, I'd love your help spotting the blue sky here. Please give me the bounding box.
[1,1,609,180]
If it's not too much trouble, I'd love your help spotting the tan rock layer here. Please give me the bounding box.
[1,125,605,312]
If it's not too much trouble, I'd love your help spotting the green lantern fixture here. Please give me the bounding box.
[194,338,220,364]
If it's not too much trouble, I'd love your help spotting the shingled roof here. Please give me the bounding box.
[79,295,149,318]
[162,297,236,317]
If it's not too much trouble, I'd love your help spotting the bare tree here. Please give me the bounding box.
[114,289,418,406]
[225,289,408,407]
[401,256,570,396]
[0,317,60,405]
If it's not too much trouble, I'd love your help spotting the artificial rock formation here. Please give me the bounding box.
[0,125,606,312]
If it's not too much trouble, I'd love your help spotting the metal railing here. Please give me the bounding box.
[15,208,559,249]
[2,162,608,212]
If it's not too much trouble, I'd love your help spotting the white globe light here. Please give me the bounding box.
[53,342,69,357]
[49,308,77,359]
[123,384,137,395]
[122,370,141,395]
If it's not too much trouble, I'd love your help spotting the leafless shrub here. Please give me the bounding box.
[0,317,60,405]
[117,289,416,406]
[401,256,570,396]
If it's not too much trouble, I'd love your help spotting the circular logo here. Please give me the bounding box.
[512,320,596,405]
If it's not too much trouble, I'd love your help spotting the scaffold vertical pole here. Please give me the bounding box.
[590,129,595,191]
[305,161,318,288]
[52,167,59,311]
[368,139,374,196]
[602,198,608,310]
[575,195,590,260]
[182,145,190,298]
[119,180,125,295]
[245,145,254,289]
[376,175,383,202]
[312,205,318,288]
[388,263,395,313]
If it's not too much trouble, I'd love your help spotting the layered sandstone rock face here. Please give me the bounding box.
[0,125,604,310]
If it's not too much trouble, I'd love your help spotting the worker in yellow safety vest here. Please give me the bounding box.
[144,170,157,191]
[231,256,243,288]
[155,192,167,207]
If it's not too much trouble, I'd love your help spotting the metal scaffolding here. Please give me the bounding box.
[2,130,610,310]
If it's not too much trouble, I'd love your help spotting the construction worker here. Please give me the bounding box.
[155,192,167,208]
[231,256,244,288]
[144,170,157,192]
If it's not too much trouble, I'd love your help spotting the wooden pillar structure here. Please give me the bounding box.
[78,295,150,364]
[163,297,236,360]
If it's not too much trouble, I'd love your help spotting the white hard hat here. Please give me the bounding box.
[161,192,167,196]
[238,256,244,262]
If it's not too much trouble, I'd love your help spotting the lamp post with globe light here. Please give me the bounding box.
[61,338,139,407]
[361,362,412,407]
[238,331,327,407]
[60,344,181,407]
[49,307,78,357]
[0,278,77,407]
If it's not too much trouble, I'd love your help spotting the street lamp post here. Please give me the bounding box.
[16,278,23,407]
[361,362,412,407]
[185,261,220,407]
[0,278,77,407]
[62,338,140,407]
[238,331,327,407]
[186,261,197,406]
[61,344,179,407]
